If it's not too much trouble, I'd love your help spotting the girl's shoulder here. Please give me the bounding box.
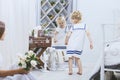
[79,22,89,30]
[79,22,86,26]
[55,27,60,32]
[74,23,86,29]
[74,22,86,26]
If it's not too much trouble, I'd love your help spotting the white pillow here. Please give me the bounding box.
[104,41,120,65]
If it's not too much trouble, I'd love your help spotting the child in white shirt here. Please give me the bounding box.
[53,16,67,70]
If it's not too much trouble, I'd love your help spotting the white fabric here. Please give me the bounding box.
[67,23,86,58]
[56,50,65,64]
[47,47,57,71]
[90,41,120,78]
[0,54,3,68]
[56,50,65,70]
[0,55,36,80]
[0,0,36,67]
[104,41,120,65]
[53,27,66,46]
[3,73,36,80]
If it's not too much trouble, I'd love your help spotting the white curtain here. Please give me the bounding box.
[0,0,36,68]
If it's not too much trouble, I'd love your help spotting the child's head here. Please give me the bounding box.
[56,16,66,28]
[71,11,82,24]
[0,21,5,40]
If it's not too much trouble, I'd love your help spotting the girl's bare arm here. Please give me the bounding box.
[86,30,93,49]
[65,31,72,45]
[0,68,29,77]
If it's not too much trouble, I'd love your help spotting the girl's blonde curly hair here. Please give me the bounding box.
[71,11,82,21]
[56,16,66,26]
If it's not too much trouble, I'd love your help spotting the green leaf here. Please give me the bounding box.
[18,63,22,66]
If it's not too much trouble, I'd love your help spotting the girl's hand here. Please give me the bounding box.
[65,39,68,45]
[54,39,57,43]
[65,42,68,45]
[19,68,29,74]
[90,43,93,49]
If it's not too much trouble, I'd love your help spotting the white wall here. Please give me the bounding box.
[76,0,120,23]
[0,0,36,68]
[73,0,120,64]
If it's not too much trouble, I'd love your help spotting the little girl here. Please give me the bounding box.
[52,16,67,70]
[65,11,93,75]
[54,16,67,45]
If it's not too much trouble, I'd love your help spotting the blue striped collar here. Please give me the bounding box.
[72,24,86,30]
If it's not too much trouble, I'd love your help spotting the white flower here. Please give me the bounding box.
[28,50,34,57]
[18,50,38,70]
[20,60,27,68]
[30,60,37,67]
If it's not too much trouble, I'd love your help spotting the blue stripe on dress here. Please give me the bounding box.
[52,46,66,49]
[67,50,83,55]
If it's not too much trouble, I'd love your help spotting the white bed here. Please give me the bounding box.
[104,39,120,66]
[90,24,120,80]
[90,39,120,80]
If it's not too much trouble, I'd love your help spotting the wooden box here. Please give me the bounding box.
[29,36,52,49]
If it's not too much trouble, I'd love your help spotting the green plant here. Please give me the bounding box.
[55,9,60,13]
[41,0,46,5]
[32,30,34,36]
[44,30,49,34]
[60,0,64,4]
[48,14,54,20]
[50,1,55,6]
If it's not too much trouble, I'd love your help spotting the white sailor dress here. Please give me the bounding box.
[67,23,86,58]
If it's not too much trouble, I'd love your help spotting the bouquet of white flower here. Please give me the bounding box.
[18,50,39,71]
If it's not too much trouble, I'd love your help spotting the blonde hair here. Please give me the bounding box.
[56,16,66,26]
[71,11,82,21]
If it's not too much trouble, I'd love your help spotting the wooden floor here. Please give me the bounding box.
[31,69,120,80]
[30,51,99,80]
[31,62,94,80]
